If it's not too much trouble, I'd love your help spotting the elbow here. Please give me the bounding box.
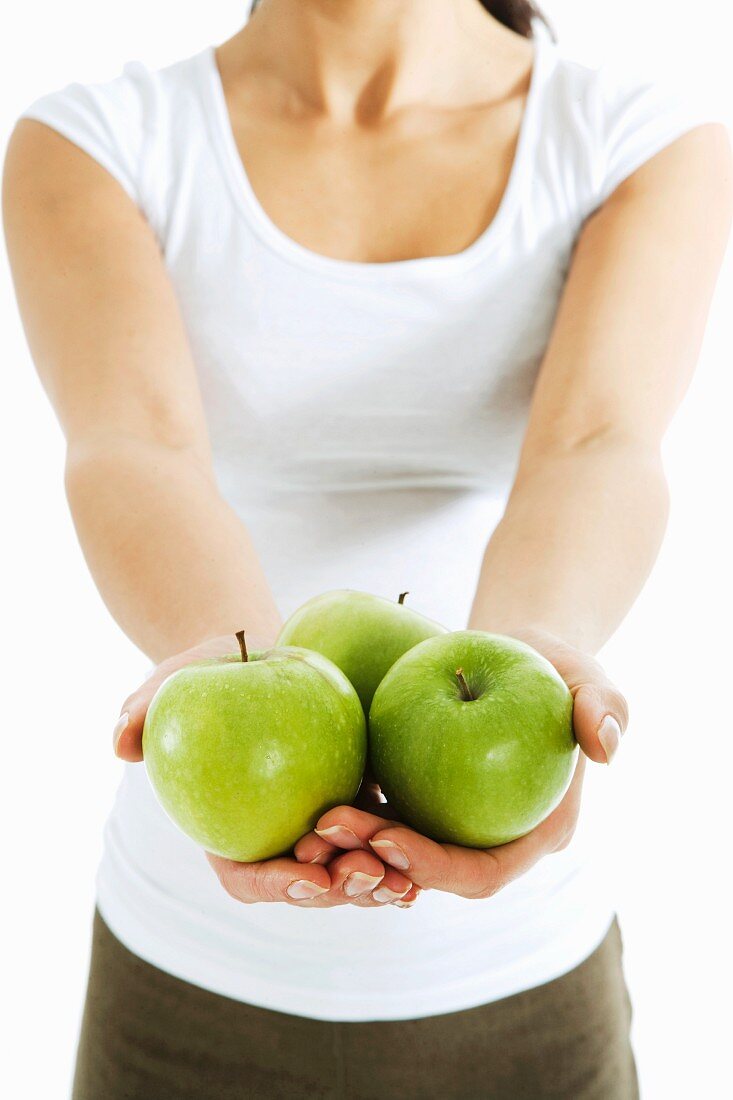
[63,430,217,516]
[521,423,667,472]
[569,427,670,494]
[518,426,671,508]
[63,437,118,513]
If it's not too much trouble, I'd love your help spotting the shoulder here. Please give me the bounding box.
[17,49,208,126]
[536,38,729,221]
[540,41,715,139]
[5,51,211,236]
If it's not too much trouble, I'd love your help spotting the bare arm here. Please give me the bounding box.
[294,123,733,896]
[469,123,733,656]
[3,121,282,664]
[3,121,408,908]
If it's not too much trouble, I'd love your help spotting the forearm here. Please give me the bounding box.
[468,437,669,654]
[65,434,282,662]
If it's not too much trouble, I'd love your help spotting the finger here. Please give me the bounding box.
[368,760,586,899]
[294,812,407,868]
[368,825,500,898]
[293,831,338,865]
[392,884,421,908]
[206,852,332,905]
[371,866,415,905]
[286,798,394,865]
[326,851,414,907]
[314,805,396,851]
[326,849,385,905]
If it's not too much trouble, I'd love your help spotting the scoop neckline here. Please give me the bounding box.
[199,28,551,280]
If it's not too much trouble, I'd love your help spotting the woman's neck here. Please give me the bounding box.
[225,0,524,122]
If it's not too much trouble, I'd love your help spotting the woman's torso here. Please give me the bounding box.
[22,21,717,1019]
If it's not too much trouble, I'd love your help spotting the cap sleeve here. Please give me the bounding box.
[587,63,728,212]
[20,61,157,213]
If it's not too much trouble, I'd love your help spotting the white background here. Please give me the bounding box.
[1,3,731,1097]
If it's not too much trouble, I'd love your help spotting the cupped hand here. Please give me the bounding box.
[112,635,416,909]
[295,629,628,901]
[207,768,417,908]
[207,837,416,909]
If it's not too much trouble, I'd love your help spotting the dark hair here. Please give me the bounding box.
[482,1,554,39]
[250,1,555,41]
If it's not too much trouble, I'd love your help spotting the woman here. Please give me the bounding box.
[4,0,730,1096]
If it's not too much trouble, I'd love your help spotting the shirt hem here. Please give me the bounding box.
[95,874,616,1023]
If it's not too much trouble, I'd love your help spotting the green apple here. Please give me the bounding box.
[369,631,577,848]
[142,633,366,862]
[277,589,446,712]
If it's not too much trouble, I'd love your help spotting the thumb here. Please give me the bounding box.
[516,631,629,766]
[113,662,173,763]
[112,635,242,762]
[112,642,228,761]
[571,677,629,764]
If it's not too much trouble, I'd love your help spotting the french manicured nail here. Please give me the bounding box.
[287,880,329,900]
[344,872,383,897]
[372,884,411,904]
[307,850,332,864]
[369,839,410,870]
[598,715,622,763]
[394,900,416,908]
[112,712,129,754]
[314,825,360,847]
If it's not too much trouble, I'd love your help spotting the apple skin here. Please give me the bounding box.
[276,589,446,713]
[368,631,577,848]
[142,646,366,862]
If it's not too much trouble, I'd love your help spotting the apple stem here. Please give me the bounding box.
[455,668,474,701]
[398,591,409,605]
[235,630,248,663]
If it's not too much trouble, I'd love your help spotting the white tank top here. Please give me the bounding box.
[22,23,721,1021]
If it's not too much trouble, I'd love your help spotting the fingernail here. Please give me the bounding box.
[394,899,416,908]
[344,872,383,897]
[372,884,411,904]
[598,715,622,763]
[112,712,129,755]
[314,825,360,847]
[307,850,332,864]
[369,839,410,870]
[287,879,329,900]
